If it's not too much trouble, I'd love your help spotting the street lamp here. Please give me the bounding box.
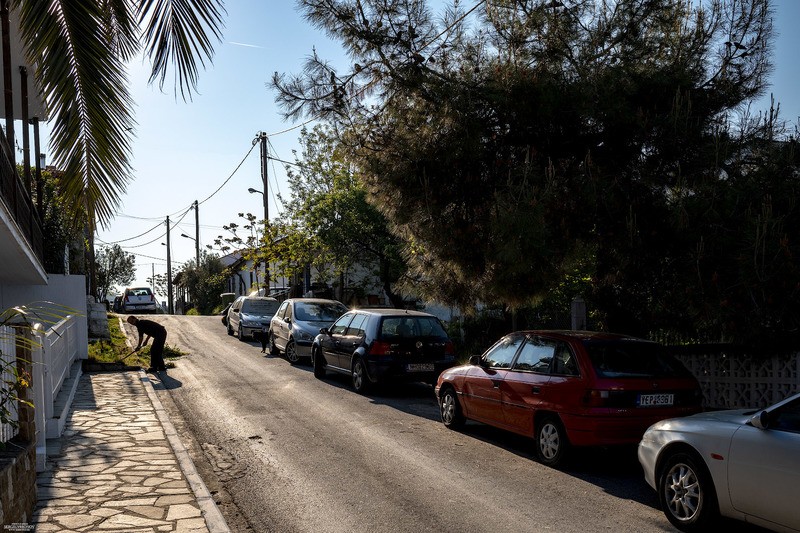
[248,186,269,294]
[180,233,199,266]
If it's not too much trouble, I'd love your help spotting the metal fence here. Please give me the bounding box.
[0,325,19,444]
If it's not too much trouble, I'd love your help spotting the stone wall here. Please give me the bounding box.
[0,439,36,526]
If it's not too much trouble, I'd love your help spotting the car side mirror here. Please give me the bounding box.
[469,354,483,366]
[750,410,770,429]
[319,327,329,336]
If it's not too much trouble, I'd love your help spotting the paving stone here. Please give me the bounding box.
[31,371,219,533]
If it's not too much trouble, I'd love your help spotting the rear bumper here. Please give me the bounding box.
[366,358,457,384]
[561,407,701,447]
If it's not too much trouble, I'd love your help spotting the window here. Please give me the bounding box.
[514,337,555,373]
[276,301,289,320]
[770,398,800,433]
[483,335,523,369]
[345,314,368,337]
[330,314,353,335]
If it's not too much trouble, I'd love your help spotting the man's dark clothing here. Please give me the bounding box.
[134,319,167,370]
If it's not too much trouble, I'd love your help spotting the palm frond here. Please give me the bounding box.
[138,0,226,100]
[15,0,135,228]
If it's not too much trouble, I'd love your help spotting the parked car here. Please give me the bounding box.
[220,302,232,326]
[112,295,123,313]
[268,298,348,364]
[226,296,280,340]
[435,330,703,467]
[311,308,457,393]
[638,391,800,533]
[121,287,158,314]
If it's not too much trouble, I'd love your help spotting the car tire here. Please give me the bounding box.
[351,356,371,394]
[237,325,244,341]
[268,333,279,356]
[658,451,719,532]
[285,339,300,365]
[439,386,465,429]
[227,322,233,336]
[312,348,326,379]
[535,415,569,468]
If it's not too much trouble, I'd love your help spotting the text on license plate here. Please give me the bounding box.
[406,363,434,372]
[638,393,674,407]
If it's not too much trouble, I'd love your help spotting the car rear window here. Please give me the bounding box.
[380,316,448,339]
[584,340,694,378]
[242,299,280,316]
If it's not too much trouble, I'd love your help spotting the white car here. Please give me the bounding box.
[638,392,800,532]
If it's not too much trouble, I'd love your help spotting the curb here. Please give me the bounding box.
[140,370,231,533]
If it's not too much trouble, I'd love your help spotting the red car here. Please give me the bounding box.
[435,330,703,467]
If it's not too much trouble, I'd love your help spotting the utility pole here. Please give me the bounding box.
[166,216,173,314]
[258,132,270,293]
[193,199,200,267]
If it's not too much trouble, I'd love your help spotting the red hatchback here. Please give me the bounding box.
[435,330,703,467]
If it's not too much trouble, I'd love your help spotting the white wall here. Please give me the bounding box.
[0,274,89,358]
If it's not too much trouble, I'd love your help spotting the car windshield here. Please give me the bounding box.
[241,299,280,316]
[380,316,448,339]
[295,302,347,322]
[584,340,693,378]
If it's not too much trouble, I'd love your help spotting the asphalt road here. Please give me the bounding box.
[140,314,765,533]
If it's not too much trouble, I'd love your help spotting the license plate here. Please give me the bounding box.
[638,393,674,407]
[406,363,434,372]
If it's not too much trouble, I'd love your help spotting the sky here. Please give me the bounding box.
[42,0,800,297]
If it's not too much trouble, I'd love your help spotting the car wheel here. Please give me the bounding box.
[439,387,465,429]
[658,451,719,532]
[227,322,233,336]
[237,325,244,341]
[269,333,279,355]
[285,339,300,365]
[535,415,569,468]
[351,356,371,394]
[312,348,326,379]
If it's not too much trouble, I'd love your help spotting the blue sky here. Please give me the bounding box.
[80,0,799,295]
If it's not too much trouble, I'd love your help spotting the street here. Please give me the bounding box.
[140,315,758,533]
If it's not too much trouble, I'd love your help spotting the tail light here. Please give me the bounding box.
[582,389,629,407]
[444,340,454,355]
[369,341,392,356]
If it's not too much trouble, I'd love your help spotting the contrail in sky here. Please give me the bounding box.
[228,41,263,48]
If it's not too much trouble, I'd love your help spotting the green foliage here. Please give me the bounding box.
[14,0,226,228]
[273,0,800,350]
[175,252,226,315]
[95,244,136,303]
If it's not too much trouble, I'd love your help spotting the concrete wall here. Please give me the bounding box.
[0,274,89,359]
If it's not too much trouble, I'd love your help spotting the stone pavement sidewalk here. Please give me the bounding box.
[28,370,230,532]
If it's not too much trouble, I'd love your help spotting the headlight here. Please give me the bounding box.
[295,329,313,341]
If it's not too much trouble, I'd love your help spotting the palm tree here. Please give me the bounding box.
[12,0,226,227]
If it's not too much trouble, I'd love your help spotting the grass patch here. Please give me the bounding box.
[88,314,187,369]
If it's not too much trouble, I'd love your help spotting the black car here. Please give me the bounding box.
[311,308,457,393]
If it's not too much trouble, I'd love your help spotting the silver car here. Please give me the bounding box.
[226,296,280,341]
[638,391,800,532]
[268,298,348,364]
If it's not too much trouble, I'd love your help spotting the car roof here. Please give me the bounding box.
[350,308,438,318]
[287,298,346,305]
[239,296,278,302]
[512,330,653,343]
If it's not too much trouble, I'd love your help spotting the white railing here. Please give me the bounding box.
[0,324,19,444]
[38,315,80,432]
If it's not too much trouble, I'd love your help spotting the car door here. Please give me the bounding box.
[499,335,561,435]
[319,312,355,369]
[461,334,521,426]
[272,301,291,351]
[728,397,800,530]
[228,297,243,333]
[338,313,369,371]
